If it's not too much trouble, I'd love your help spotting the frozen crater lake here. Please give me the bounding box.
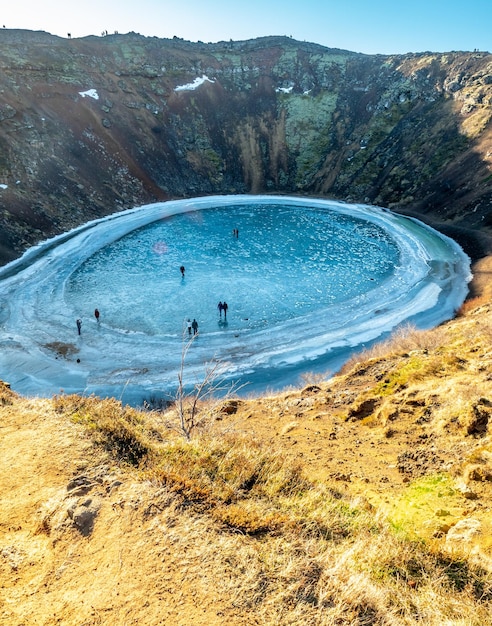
[0,195,471,405]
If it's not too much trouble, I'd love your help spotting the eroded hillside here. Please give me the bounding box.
[0,31,491,263]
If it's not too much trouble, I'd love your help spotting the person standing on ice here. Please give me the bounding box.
[222,301,228,320]
[187,318,192,335]
[180,265,185,278]
[94,308,100,324]
[217,301,223,318]
[76,319,82,335]
[192,319,198,335]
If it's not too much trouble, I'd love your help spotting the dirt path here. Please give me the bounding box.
[0,397,253,626]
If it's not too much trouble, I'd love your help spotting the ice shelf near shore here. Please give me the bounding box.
[0,195,471,405]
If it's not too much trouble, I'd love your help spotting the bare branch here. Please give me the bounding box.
[170,322,244,439]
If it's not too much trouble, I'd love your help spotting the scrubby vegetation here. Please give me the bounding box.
[1,265,491,624]
[47,380,492,624]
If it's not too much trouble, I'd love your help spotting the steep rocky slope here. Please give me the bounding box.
[0,30,491,263]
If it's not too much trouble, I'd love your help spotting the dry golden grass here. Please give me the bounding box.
[39,362,492,623]
[1,258,492,625]
[458,294,490,315]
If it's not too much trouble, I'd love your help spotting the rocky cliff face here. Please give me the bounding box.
[0,30,491,264]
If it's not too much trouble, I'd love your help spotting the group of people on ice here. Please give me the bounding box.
[185,301,228,338]
[76,308,99,335]
[186,318,199,335]
[76,265,232,338]
[217,301,228,319]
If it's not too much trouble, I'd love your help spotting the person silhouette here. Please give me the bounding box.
[76,319,82,335]
[217,301,223,318]
[192,318,198,335]
[180,265,185,278]
[187,318,192,335]
[94,308,100,323]
[222,301,228,320]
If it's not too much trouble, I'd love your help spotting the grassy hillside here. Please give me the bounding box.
[1,257,491,625]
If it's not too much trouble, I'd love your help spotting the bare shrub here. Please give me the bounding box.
[166,330,243,440]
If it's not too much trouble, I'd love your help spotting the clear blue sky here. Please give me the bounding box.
[2,0,490,55]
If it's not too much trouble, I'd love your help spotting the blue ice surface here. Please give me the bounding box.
[0,195,472,406]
